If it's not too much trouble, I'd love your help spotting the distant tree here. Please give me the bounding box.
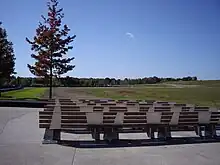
[110,78,116,86]
[16,76,21,85]
[88,78,94,87]
[167,78,171,82]
[80,79,85,87]
[97,79,104,87]
[0,22,16,95]
[104,77,111,86]
[26,0,76,98]
[137,78,142,84]
[141,78,147,84]
[91,79,96,87]
[65,76,71,86]
[123,78,129,85]
[192,76,197,81]
[153,76,161,83]
[34,77,45,86]
[146,77,153,84]
[9,76,17,86]
[116,79,121,85]
[182,76,193,81]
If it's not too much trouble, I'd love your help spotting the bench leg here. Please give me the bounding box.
[53,129,61,141]
[165,127,172,140]
[195,126,203,137]
[43,129,61,143]
[157,127,171,140]
[103,128,119,142]
[157,127,166,140]
[147,127,155,139]
[91,128,100,141]
[195,126,198,135]
[43,128,53,141]
[204,125,216,138]
[212,125,217,138]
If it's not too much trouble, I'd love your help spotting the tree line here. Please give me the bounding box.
[8,76,197,87]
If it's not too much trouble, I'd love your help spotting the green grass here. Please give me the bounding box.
[76,84,220,107]
[163,80,220,87]
[0,87,48,100]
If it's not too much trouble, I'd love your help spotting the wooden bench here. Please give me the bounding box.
[39,99,220,142]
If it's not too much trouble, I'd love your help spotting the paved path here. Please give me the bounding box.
[1,107,220,165]
[0,107,74,165]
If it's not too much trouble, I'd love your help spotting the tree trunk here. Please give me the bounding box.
[49,54,53,99]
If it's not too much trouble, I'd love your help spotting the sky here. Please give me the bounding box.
[1,0,220,80]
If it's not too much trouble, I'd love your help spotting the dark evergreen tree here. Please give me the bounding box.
[0,22,16,96]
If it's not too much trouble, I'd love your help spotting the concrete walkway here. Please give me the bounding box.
[1,107,220,165]
[0,107,74,165]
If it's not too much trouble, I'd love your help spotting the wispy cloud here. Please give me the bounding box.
[125,32,134,39]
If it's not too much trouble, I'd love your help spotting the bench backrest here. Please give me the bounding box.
[39,100,220,130]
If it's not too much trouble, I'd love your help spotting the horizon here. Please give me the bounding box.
[14,75,219,81]
[1,0,220,80]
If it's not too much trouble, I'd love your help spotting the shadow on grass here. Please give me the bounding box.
[0,96,13,99]
[0,96,47,101]
[57,136,220,149]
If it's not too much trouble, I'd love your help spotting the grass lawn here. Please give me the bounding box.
[163,80,220,87]
[77,83,220,107]
[0,87,48,100]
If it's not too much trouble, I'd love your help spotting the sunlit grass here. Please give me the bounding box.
[0,87,48,100]
[75,85,220,107]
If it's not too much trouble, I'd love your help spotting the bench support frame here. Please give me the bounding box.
[43,128,61,143]
[204,125,216,138]
[157,126,172,140]
[103,128,119,142]
[91,128,100,141]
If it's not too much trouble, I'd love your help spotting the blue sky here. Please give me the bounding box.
[1,0,220,79]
